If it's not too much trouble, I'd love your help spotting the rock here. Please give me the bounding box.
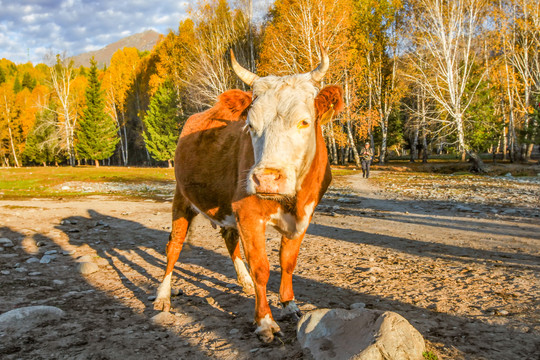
[28,271,42,276]
[350,303,366,310]
[171,288,183,296]
[78,262,99,275]
[14,267,27,273]
[229,328,240,335]
[53,279,65,286]
[455,205,472,212]
[95,257,109,266]
[0,238,14,248]
[297,308,425,360]
[61,185,70,190]
[40,255,55,264]
[44,250,58,255]
[1,270,10,275]
[62,249,76,256]
[26,257,40,264]
[150,312,178,326]
[504,172,512,177]
[0,306,65,332]
[67,228,80,233]
[77,255,94,263]
[147,295,157,301]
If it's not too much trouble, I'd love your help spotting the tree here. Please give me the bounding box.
[407,0,488,171]
[142,81,182,167]
[76,59,119,166]
[23,106,62,166]
[0,83,20,167]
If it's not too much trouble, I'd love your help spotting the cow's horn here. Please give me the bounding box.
[231,50,258,86]
[310,42,329,82]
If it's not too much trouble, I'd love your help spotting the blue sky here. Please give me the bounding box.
[0,0,190,64]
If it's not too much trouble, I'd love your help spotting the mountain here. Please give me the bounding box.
[71,30,162,68]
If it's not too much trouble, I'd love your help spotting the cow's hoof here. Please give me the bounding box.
[153,297,171,312]
[255,316,281,343]
[279,300,302,322]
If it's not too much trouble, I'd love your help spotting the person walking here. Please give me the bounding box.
[360,142,373,178]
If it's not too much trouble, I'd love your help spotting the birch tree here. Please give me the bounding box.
[408,0,488,168]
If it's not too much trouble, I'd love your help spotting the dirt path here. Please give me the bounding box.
[0,173,539,359]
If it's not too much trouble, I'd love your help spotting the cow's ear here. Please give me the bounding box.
[217,89,252,114]
[315,85,344,124]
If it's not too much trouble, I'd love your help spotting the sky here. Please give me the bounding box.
[0,0,190,65]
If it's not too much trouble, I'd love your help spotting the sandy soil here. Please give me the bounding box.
[0,172,539,359]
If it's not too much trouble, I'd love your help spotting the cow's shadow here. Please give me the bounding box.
[53,205,540,360]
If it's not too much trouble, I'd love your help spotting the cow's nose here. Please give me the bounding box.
[252,168,286,194]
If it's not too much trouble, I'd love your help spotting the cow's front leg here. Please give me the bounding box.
[279,231,306,321]
[154,192,195,312]
[237,217,280,343]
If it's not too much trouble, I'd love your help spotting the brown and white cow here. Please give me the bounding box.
[154,44,344,343]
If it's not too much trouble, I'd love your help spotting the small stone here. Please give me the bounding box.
[1,270,10,275]
[62,249,76,256]
[250,348,260,353]
[15,267,27,273]
[350,302,366,310]
[229,328,240,335]
[0,238,14,248]
[53,279,65,286]
[40,255,55,264]
[504,172,512,177]
[147,295,156,301]
[26,257,40,264]
[67,228,80,233]
[61,185,70,190]
[499,310,509,316]
[36,241,46,247]
[77,255,94,263]
[78,262,99,275]
[44,250,58,255]
[60,220,71,225]
[150,312,178,326]
[28,271,42,276]
[171,288,183,296]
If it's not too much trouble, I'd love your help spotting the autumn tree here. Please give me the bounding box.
[76,59,119,166]
[407,0,488,170]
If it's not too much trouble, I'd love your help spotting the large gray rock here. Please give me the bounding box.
[297,308,425,360]
[0,306,65,331]
[0,238,14,248]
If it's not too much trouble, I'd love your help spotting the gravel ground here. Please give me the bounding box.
[0,171,539,359]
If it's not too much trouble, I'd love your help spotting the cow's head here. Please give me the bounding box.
[232,44,341,199]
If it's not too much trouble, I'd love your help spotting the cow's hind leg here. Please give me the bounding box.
[221,228,255,295]
[154,191,195,312]
[278,232,306,321]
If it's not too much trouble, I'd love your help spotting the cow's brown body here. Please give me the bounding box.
[155,82,343,342]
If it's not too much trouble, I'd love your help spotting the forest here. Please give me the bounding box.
[0,0,539,168]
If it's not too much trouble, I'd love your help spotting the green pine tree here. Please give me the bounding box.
[142,81,183,167]
[75,58,119,166]
[21,72,35,91]
[13,75,22,93]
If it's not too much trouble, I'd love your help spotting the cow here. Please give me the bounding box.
[154,43,344,343]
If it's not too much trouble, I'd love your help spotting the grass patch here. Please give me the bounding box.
[331,168,361,176]
[423,351,439,360]
[0,166,175,199]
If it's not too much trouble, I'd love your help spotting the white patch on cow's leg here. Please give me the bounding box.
[255,314,281,343]
[233,257,255,295]
[279,300,302,321]
[154,273,172,312]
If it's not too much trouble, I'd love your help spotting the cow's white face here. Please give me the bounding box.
[245,74,319,197]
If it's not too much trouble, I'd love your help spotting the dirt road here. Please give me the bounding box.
[1,173,539,359]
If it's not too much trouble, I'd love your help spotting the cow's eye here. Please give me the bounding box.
[297,119,310,129]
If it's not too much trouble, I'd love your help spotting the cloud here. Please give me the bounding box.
[0,0,189,64]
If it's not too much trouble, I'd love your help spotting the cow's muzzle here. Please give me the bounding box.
[251,168,287,195]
